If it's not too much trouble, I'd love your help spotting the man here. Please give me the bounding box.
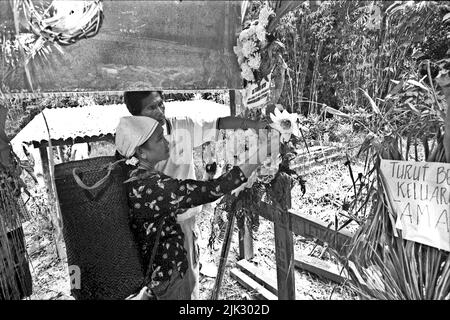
[122,91,267,299]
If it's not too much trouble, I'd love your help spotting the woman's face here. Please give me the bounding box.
[137,125,170,163]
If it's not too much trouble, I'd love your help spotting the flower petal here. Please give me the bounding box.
[281,133,291,142]
[270,123,283,132]
[274,108,282,117]
[270,113,277,123]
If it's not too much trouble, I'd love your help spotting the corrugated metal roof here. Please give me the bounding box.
[11,99,230,147]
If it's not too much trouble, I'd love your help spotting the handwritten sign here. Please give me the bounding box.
[380,159,450,251]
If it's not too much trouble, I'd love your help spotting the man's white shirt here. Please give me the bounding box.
[155,117,218,222]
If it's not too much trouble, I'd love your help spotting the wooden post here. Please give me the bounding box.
[229,90,236,116]
[238,220,254,260]
[235,87,253,259]
[39,146,65,260]
[57,146,65,163]
[273,207,296,300]
[271,173,296,300]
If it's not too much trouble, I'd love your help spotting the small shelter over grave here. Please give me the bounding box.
[12,99,231,150]
[11,99,231,184]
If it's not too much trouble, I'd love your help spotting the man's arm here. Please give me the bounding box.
[179,115,268,148]
[217,116,268,131]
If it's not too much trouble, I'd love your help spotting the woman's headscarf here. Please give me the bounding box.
[115,116,159,158]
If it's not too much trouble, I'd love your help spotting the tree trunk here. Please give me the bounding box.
[309,40,323,115]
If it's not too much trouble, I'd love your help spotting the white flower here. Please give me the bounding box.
[247,52,261,70]
[258,6,275,28]
[241,63,255,82]
[241,40,258,57]
[238,31,248,42]
[239,27,254,42]
[233,43,244,63]
[269,107,300,142]
[234,42,246,65]
[125,157,139,166]
[255,24,267,46]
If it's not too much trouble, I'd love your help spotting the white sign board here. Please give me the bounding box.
[380,159,450,251]
[241,74,272,110]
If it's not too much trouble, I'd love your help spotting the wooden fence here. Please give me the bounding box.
[233,145,355,299]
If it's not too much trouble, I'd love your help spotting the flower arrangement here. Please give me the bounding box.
[233,5,275,84]
[209,3,308,248]
[225,128,282,197]
[218,103,304,198]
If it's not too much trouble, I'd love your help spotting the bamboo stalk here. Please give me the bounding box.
[41,111,66,260]
[209,210,236,300]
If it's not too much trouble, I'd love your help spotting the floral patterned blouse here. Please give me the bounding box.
[124,165,247,285]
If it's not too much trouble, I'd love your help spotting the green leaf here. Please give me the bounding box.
[405,102,421,115]
[407,80,429,92]
[324,106,351,119]
[443,12,450,22]
[360,89,381,115]
[386,80,404,98]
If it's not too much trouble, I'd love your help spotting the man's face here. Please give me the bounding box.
[139,92,166,126]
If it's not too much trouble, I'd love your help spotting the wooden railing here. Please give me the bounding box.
[235,145,356,299]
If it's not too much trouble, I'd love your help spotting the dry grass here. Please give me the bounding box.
[333,79,450,300]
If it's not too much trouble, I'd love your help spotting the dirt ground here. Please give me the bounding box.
[20,141,363,300]
[196,158,361,300]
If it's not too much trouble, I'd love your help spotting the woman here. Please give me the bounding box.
[115,116,262,300]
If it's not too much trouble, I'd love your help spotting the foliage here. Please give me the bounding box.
[267,1,450,300]
[327,66,450,299]
[0,149,31,300]
[272,1,450,117]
